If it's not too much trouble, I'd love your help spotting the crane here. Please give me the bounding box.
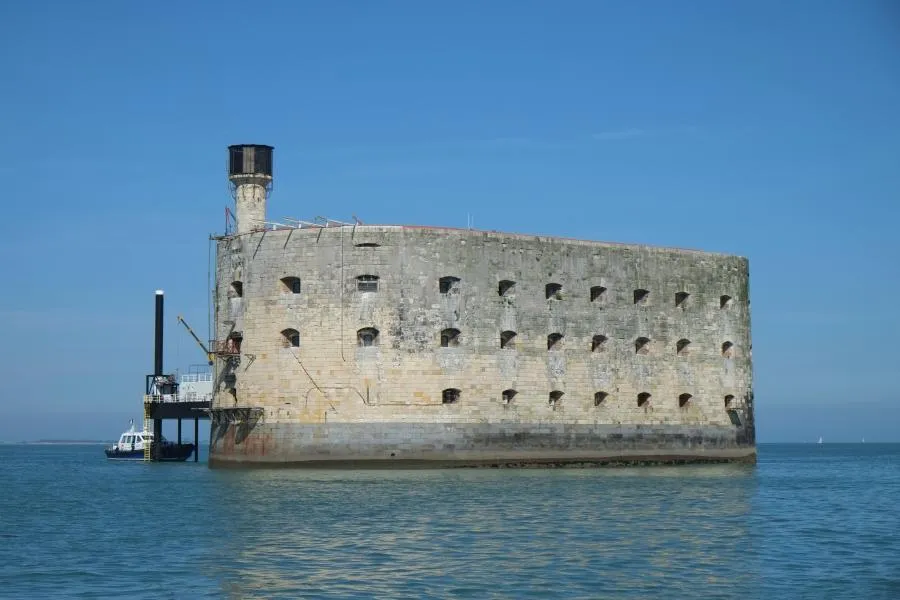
[176,315,214,365]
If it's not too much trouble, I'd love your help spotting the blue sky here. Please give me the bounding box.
[0,1,898,441]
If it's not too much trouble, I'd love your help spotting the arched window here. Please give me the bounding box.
[592,335,608,352]
[442,388,460,404]
[635,337,651,355]
[637,392,651,407]
[230,281,243,298]
[502,389,517,404]
[590,285,607,302]
[281,328,300,348]
[720,295,733,309]
[546,283,563,300]
[281,277,301,294]
[440,328,461,348]
[357,327,379,347]
[498,280,516,297]
[439,276,460,294]
[679,393,693,408]
[500,330,517,349]
[547,333,564,350]
[724,394,735,408]
[722,341,734,358]
[549,390,564,406]
[676,338,691,356]
[633,288,649,305]
[594,391,609,406]
[356,275,379,292]
[675,291,689,307]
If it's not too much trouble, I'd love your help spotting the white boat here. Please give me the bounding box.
[104,420,193,461]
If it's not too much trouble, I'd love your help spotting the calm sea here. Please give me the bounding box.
[0,444,898,599]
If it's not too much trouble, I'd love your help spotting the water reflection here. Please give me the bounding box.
[208,466,757,598]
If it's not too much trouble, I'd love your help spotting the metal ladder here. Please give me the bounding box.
[143,402,152,462]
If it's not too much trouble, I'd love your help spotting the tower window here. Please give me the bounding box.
[724,394,735,408]
[637,392,651,407]
[230,281,243,298]
[442,388,460,404]
[634,289,649,305]
[281,328,300,348]
[676,338,691,356]
[591,335,608,352]
[439,276,460,294]
[357,275,379,292]
[722,341,734,358]
[500,330,517,350]
[502,389,517,404]
[357,327,379,347]
[440,328,461,348]
[498,280,516,297]
[678,393,693,408]
[354,242,380,248]
[720,295,733,309]
[547,333,564,350]
[546,283,563,300]
[675,291,689,307]
[635,337,651,355]
[549,390,564,406]
[594,391,609,406]
[281,277,301,294]
[590,286,607,302]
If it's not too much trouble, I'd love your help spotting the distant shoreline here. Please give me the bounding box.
[15,441,111,445]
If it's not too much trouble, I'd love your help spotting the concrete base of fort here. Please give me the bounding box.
[208,422,756,468]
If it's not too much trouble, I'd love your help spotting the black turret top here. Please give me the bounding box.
[228,144,273,179]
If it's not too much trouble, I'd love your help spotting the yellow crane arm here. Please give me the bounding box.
[177,315,214,365]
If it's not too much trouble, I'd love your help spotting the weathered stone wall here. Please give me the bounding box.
[210,225,754,466]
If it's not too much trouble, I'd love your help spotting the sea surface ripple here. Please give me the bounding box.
[0,444,898,599]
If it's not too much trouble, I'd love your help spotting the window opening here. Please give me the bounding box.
[547,333,563,350]
[357,327,379,347]
[355,242,380,248]
[724,394,735,408]
[357,275,379,292]
[439,276,460,294]
[231,281,243,298]
[679,393,693,408]
[676,338,691,356]
[549,390,564,406]
[720,295,733,309]
[591,335,608,352]
[675,291,689,307]
[440,328,461,348]
[500,330,517,349]
[442,388,460,404]
[634,289,649,305]
[594,391,608,406]
[281,277,301,294]
[502,389,517,404]
[722,341,734,358]
[635,337,650,355]
[590,286,607,302]
[498,280,516,297]
[281,328,300,348]
[546,283,563,300]
[637,392,651,407]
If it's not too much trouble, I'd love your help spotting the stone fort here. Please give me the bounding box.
[209,144,755,467]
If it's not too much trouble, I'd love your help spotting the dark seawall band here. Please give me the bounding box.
[209,421,756,468]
